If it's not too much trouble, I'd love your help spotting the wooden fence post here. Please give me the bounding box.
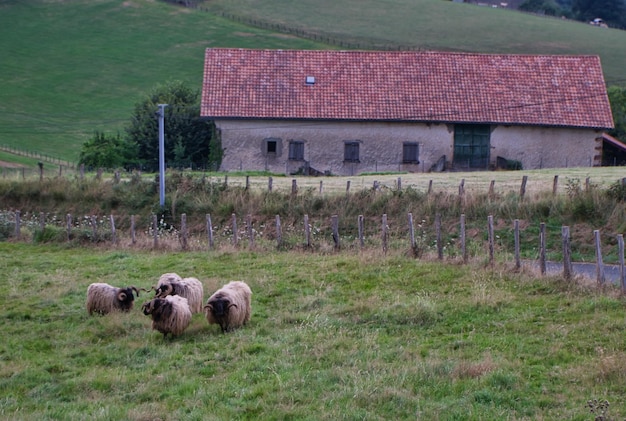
[276,215,282,249]
[180,214,188,250]
[246,214,254,249]
[520,175,528,200]
[110,215,117,245]
[131,215,136,245]
[428,180,433,195]
[319,180,323,195]
[488,180,495,198]
[408,212,417,257]
[514,219,520,270]
[152,214,158,248]
[346,181,351,194]
[458,179,465,197]
[552,175,559,196]
[397,177,402,191]
[487,215,494,267]
[14,211,20,239]
[562,226,572,280]
[594,230,605,285]
[304,214,311,248]
[245,175,250,190]
[206,214,214,250]
[91,215,97,242]
[460,214,467,263]
[331,215,340,250]
[291,179,297,196]
[539,222,546,275]
[231,213,238,247]
[66,213,72,242]
[436,213,443,260]
[382,214,388,254]
[268,176,273,192]
[618,234,625,294]
[358,215,364,249]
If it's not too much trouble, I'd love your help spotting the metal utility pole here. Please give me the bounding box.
[157,104,168,207]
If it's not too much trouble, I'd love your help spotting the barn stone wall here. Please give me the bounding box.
[215,119,602,174]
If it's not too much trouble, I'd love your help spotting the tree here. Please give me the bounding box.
[572,0,625,28]
[125,80,219,172]
[78,131,139,170]
[607,86,626,142]
[519,0,563,16]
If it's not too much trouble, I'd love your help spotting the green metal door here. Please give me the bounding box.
[453,125,490,169]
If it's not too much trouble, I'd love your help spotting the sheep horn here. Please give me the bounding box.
[227,303,238,309]
[131,286,141,297]
[117,291,127,301]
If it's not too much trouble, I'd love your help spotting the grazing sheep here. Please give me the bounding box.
[153,274,204,314]
[204,281,252,333]
[142,295,192,337]
[86,283,141,315]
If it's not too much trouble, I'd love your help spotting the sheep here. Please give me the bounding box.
[86,283,141,315]
[142,295,192,337]
[204,281,252,333]
[152,274,204,314]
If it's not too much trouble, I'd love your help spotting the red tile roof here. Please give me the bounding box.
[201,48,614,129]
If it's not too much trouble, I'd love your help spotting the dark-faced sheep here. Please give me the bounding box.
[86,283,141,315]
[142,295,192,337]
[153,274,204,314]
[204,281,252,333]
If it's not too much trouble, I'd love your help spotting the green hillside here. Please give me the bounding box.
[1,0,625,165]
[203,0,626,84]
[0,0,328,163]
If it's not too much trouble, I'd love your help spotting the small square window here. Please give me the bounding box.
[402,142,420,164]
[267,140,277,154]
[344,141,360,163]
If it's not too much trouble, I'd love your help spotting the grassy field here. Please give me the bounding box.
[0,0,328,163]
[1,0,625,167]
[202,0,626,84]
[1,243,626,419]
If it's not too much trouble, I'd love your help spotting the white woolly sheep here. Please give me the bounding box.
[153,274,204,314]
[86,283,142,315]
[204,281,252,333]
[142,295,192,337]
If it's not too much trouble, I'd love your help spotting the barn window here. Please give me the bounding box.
[344,141,360,162]
[267,140,277,154]
[402,142,420,164]
[262,138,282,157]
[288,140,305,160]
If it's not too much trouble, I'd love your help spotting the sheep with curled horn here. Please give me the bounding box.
[86,283,143,315]
[152,273,204,314]
[142,295,192,337]
[204,281,252,333]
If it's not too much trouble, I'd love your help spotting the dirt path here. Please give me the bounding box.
[0,160,26,168]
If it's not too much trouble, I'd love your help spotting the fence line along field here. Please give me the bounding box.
[2,165,625,195]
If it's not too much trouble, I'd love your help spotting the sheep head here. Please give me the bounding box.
[142,298,173,322]
[204,293,237,332]
[116,286,140,311]
[154,283,175,298]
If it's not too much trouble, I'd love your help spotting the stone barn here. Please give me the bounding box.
[201,48,614,174]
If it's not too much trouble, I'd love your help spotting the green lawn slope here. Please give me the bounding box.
[0,0,329,163]
[203,0,626,85]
